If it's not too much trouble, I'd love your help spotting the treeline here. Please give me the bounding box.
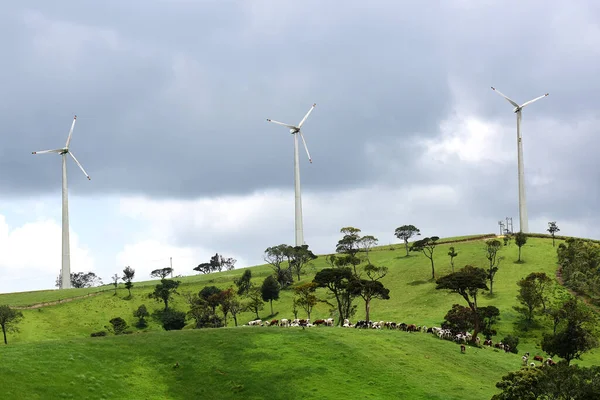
[557,238,600,306]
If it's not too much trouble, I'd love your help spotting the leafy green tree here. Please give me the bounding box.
[394,224,421,257]
[547,221,560,247]
[133,304,149,328]
[153,309,186,330]
[261,275,280,315]
[485,239,503,295]
[541,298,598,364]
[335,227,363,274]
[448,247,458,273]
[514,232,527,262]
[293,282,319,320]
[264,244,294,288]
[352,263,389,322]
[358,235,378,263]
[479,306,501,339]
[411,236,440,280]
[502,234,512,247]
[199,286,223,315]
[122,266,135,297]
[435,265,489,342]
[219,288,240,327]
[288,245,318,281]
[245,286,265,319]
[234,269,252,296]
[111,274,120,296]
[150,268,173,280]
[186,293,222,328]
[148,279,180,310]
[0,305,23,345]
[313,267,357,326]
[106,317,129,335]
[194,253,236,274]
[442,304,474,333]
[515,272,553,322]
[55,272,103,288]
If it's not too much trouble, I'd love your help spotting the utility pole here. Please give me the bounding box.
[170,257,173,278]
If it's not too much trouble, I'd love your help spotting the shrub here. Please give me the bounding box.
[153,309,186,331]
[90,331,107,337]
[107,317,129,335]
[502,335,519,354]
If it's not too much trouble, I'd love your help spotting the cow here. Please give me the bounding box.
[460,344,466,353]
[313,319,326,326]
[533,355,544,362]
[483,339,493,346]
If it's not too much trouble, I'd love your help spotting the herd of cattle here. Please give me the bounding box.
[244,318,558,367]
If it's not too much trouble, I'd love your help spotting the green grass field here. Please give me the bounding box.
[0,234,598,399]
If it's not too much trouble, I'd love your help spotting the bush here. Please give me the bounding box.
[502,335,519,354]
[90,331,107,337]
[107,317,129,335]
[153,309,186,331]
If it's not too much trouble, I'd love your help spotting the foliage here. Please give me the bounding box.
[557,238,600,304]
[514,232,527,262]
[313,267,357,326]
[122,266,135,297]
[358,235,379,263]
[394,225,421,256]
[502,234,512,247]
[515,272,552,322]
[0,305,23,344]
[442,304,474,333]
[194,253,236,274]
[105,317,129,335]
[501,335,519,354]
[485,239,503,295]
[541,298,598,364]
[448,246,458,273]
[234,269,252,296]
[287,245,318,281]
[133,304,150,328]
[293,282,319,320]
[219,288,241,327]
[148,279,180,310]
[261,275,280,315]
[199,286,223,314]
[351,263,390,322]
[90,331,107,337]
[55,272,103,289]
[264,244,294,288]
[479,305,500,339]
[186,293,223,329]
[150,268,173,280]
[411,236,440,280]
[335,227,364,274]
[111,274,120,295]
[152,309,186,331]
[547,221,560,247]
[244,286,265,320]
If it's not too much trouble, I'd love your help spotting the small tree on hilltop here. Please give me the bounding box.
[0,305,23,345]
[122,266,135,298]
[288,245,318,281]
[293,282,320,320]
[448,247,458,273]
[111,274,120,296]
[514,232,527,262]
[359,235,379,263]
[394,225,421,257]
[436,265,489,343]
[547,221,560,247]
[335,227,363,274]
[411,236,440,280]
[148,279,180,310]
[264,244,293,288]
[485,239,503,295]
[261,275,280,315]
[150,268,173,280]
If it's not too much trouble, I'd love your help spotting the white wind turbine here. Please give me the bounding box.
[32,115,91,289]
[267,103,316,247]
[491,87,549,234]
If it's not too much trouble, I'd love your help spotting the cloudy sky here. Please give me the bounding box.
[1,0,599,293]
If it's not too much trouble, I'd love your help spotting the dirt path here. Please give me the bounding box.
[11,290,108,310]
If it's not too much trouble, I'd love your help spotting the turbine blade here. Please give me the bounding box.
[32,148,63,155]
[520,93,549,109]
[65,115,77,148]
[297,103,316,128]
[266,119,297,130]
[299,131,312,163]
[491,87,519,108]
[68,151,91,180]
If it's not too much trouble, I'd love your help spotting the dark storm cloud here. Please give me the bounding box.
[1,0,598,201]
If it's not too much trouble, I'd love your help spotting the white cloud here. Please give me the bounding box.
[0,214,94,292]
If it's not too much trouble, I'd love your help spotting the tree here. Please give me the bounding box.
[352,263,389,322]
[547,221,560,247]
[394,225,421,257]
[541,298,598,365]
[442,304,474,333]
[111,274,120,296]
[515,272,553,322]
[514,232,527,262]
[150,268,173,280]
[106,317,129,335]
[484,239,503,295]
[55,272,103,289]
[153,309,186,330]
[199,286,223,315]
[225,295,243,327]
[411,236,440,280]
[313,267,358,326]
[293,282,319,320]
[245,286,265,319]
[435,265,489,342]
[194,253,237,274]
[186,292,222,328]
[448,247,458,273]
[234,269,252,296]
[264,244,293,288]
[0,305,23,345]
[479,306,501,339]
[335,227,363,274]
[133,304,149,328]
[261,275,280,315]
[286,245,318,281]
[148,279,180,310]
[122,266,135,297]
[358,235,379,263]
[219,288,240,327]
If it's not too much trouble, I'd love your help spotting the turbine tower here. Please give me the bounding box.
[491,87,549,233]
[32,115,91,289]
[267,103,316,247]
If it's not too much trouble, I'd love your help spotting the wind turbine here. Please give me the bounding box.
[491,87,549,234]
[32,115,91,289]
[267,103,316,247]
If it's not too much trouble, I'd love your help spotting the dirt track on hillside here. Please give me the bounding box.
[11,290,107,310]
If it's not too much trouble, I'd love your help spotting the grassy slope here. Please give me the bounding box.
[1,235,599,399]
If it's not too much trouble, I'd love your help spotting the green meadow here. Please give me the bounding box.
[0,234,598,399]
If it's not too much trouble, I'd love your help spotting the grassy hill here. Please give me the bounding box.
[0,234,599,399]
